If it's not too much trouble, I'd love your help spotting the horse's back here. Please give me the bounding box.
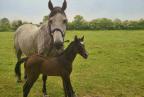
[15,24,39,36]
[14,24,39,56]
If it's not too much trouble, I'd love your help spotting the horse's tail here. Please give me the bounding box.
[15,57,28,79]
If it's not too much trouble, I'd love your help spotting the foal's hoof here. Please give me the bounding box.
[73,93,79,97]
[17,79,23,83]
[43,94,50,97]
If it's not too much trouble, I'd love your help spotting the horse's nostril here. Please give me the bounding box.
[54,42,63,49]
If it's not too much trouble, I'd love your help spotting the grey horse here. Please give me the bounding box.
[14,0,67,96]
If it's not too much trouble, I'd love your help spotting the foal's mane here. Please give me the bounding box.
[59,40,76,56]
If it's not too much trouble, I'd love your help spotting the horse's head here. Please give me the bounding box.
[48,0,67,49]
[73,36,88,59]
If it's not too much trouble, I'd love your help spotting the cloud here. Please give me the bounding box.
[0,0,144,23]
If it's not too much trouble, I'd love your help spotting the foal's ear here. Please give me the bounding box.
[48,0,54,11]
[62,0,67,11]
[74,35,78,41]
[81,36,84,41]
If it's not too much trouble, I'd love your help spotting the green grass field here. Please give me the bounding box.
[0,30,144,97]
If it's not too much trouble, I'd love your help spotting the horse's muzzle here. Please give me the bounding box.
[54,42,64,49]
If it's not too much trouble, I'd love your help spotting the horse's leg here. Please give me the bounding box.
[42,75,49,97]
[16,49,22,82]
[23,75,39,97]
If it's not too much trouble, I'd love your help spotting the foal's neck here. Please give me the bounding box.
[61,43,77,64]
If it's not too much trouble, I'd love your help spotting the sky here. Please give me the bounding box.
[0,0,144,24]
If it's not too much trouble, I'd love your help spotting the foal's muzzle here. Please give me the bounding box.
[83,52,88,59]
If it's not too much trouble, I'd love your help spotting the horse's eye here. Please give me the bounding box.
[63,19,68,24]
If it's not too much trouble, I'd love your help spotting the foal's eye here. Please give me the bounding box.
[63,19,68,24]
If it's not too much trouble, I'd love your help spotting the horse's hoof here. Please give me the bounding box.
[43,94,50,97]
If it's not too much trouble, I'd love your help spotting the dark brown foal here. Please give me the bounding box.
[15,36,88,97]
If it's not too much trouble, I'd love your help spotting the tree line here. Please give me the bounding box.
[68,15,144,30]
[0,15,144,31]
[0,18,33,32]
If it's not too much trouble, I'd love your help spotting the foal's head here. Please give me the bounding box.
[72,36,88,59]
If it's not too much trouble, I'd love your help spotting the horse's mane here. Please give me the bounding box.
[37,23,53,55]
[49,7,66,18]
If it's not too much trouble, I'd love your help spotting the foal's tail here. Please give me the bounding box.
[15,57,28,79]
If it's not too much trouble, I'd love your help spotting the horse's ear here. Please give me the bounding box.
[48,0,53,11]
[81,36,84,41]
[74,35,78,41]
[62,0,67,11]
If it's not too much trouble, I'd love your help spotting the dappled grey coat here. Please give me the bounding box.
[14,23,63,57]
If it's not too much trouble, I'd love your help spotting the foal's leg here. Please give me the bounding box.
[62,76,76,97]
[42,75,49,97]
[23,74,39,97]
[24,69,27,81]
[62,77,68,97]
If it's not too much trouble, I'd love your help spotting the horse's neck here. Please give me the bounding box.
[36,23,49,40]
[36,23,52,55]
[61,44,77,64]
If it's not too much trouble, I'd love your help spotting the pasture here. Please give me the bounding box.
[0,30,144,97]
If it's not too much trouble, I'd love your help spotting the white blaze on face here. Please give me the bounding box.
[80,42,84,45]
[50,13,67,43]
[53,31,63,43]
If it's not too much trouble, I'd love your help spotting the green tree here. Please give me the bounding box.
[0,18,11,31]
[67,22,75,30]
[72,15,88,30]
[137,19,144,29]
[113,19,122,30]
[11,20,22,31]
[43,15,48,23]
[89,18,113,30]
